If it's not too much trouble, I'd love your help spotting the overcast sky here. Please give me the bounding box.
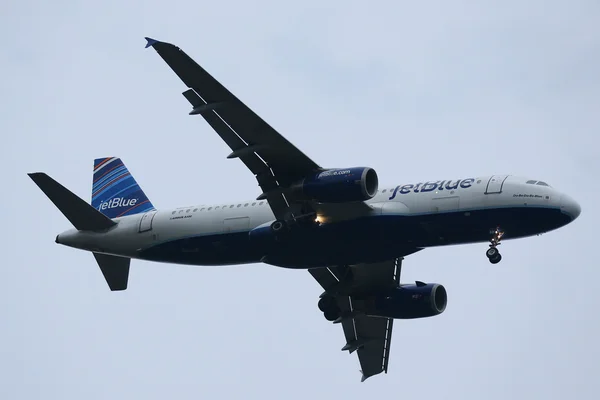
[1,0,599,398]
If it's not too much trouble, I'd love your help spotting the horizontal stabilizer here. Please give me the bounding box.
[93,253,130,291]
[28,173,116,231]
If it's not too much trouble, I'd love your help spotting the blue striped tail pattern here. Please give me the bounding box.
[92,157,155,219]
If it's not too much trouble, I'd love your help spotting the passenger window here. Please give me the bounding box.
[172,211,176,215]
[193,208,198,212]
[259,201,264,205]
[252,202,256,206]
[526,180,537,184]
[208,207,212,211]
[237,204,241,207]
[200,208,205,211]
[244,203,249,207]
[382,189,387,193]
[230,205,234,208]
[215,206,220,209]
[186,209,190,213]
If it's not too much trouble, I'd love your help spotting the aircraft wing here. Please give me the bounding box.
[145,37,323,220]
[309,258,402,381]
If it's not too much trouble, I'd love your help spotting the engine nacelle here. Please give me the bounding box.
[371,283,447,319]
[300,167,379,203]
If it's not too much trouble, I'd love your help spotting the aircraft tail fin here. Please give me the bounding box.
[92,157,155,218]
[93,252,130,291]
[28,172,116,231]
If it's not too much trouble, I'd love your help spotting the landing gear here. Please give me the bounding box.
[318,296,340,321]
[486,227,504,264]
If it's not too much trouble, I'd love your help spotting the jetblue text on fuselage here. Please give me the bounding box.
[388,178,475,200]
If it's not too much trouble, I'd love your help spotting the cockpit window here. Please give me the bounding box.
[526,179,552,187]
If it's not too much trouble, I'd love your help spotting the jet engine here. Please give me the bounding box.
[371,282,447,319]
[299,167,378,203]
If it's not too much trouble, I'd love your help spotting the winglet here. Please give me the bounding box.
[144,37,159,48]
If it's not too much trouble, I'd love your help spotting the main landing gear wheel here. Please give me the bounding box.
[486,227,504,264]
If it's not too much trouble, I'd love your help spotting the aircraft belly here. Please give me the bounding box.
[392,205,569,247]
[136,204,568,267]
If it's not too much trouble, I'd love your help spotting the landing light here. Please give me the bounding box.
[315,216,323,223]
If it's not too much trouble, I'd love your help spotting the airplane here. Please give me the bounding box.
[27,37,581,382]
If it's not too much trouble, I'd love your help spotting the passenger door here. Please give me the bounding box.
[139,210,157,233]
[485,175,509,194]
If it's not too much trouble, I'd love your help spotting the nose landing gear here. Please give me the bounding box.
[486,227,504,264]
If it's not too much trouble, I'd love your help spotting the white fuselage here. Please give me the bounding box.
[55,175,580,268]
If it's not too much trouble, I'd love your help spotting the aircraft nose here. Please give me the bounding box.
[561,193,581,221]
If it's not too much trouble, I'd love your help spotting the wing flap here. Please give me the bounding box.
[355,317,394,380]
[180,88,270,179]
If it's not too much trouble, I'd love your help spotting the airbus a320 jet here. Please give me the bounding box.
[28,38,581,381]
